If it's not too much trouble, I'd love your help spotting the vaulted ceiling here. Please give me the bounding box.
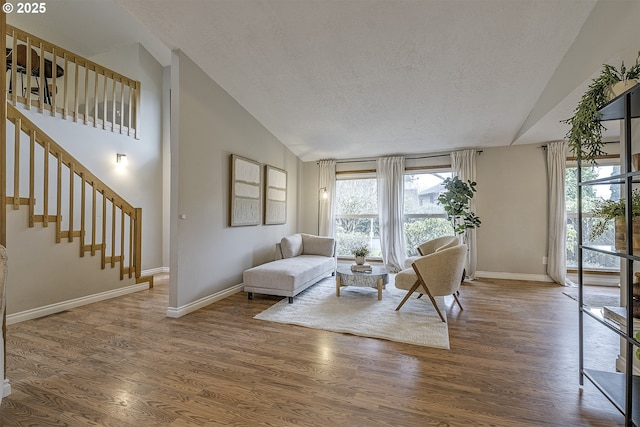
[9,0,638,162]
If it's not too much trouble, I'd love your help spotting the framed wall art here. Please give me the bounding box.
[264,165,287,225]
[230,154,262,226]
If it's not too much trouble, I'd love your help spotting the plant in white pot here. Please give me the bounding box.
[562,52,640,164]
[352,245,370,265]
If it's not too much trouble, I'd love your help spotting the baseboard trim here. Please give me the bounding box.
[166,284,244,318]
[567,273,620,287]
[141,267,169,276]
[475,271,554,283]
[6,282,150,325]
[2,379,10,398]
[616,356,640,375]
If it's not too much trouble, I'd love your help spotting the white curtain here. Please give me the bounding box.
[318,160,336,237]
[546,141,570,286]
[377,156,406,272]
[451,149,478,279]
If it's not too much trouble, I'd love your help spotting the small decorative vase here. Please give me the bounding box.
[355,256,365,265]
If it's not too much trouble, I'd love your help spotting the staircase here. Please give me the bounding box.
[1,22,152,310]
[6,104,152,287]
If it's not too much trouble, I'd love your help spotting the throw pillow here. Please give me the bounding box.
[301,234,335,257]
[280,234,303,258]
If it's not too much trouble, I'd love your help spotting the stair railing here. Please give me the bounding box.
[5,25,141,139]
[5,103,152,286]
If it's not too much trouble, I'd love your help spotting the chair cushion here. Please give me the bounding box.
[301,234,334,257]
[395,267,418,291]
[243,255,336,291]
[280,234,303,258]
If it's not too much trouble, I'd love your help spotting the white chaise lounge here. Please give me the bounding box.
[243,233,337,303]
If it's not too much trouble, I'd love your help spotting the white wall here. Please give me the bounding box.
[475,144,548,279]
[169,51,301,312]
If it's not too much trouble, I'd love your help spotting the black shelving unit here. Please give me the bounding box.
[578,83,640,427]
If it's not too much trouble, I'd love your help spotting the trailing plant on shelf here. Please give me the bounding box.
[437,176,481,235]
[562,52,640,164]
[589,189,640,240]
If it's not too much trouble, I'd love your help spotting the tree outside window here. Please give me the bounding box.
[403,172,454,256]
[565,164,620,270]
[335,178,380,257]
[334,171,455,259]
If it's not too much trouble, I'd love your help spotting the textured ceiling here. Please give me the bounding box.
[10,0,600,162]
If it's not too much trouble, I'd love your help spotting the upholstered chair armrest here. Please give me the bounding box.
[274,243,284,260]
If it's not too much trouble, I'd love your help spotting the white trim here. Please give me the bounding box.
[475,271,554,283]
[2,379,10,398]
[616,356,640,376]
[166,284,244,318]
[141,266,169,276]
[6,282,150,325]
[567,272,620,287]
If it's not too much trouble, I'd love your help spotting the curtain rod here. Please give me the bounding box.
[540,141,620,149]
[317,150,483,164]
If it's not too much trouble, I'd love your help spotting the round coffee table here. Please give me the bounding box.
[335,265,389,300]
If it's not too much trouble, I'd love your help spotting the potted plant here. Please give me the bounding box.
[352,245,370,265]
[437,176,481,236]
[562,52,640,164]
[589,189,640,251]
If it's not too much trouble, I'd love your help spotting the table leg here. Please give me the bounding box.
[336,275,341,297]
[377,278,382,300]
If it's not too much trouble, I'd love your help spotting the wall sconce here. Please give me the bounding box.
[116,153,128,166]
[320,187,328,200]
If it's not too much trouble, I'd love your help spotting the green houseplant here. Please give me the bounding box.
[562,52,640,164]
[352,245,370,265]
[437,177,481,235]
[589,189,640,251]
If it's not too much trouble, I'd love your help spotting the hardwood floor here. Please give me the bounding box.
[0,274,627,426]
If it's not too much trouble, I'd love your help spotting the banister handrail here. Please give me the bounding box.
[7,105,135,214]
[6,103,151,285]
[5,24,141,139]
[6,25,139,89]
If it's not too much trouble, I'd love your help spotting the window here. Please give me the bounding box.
[566,163,620,270]
[403,171,454,256]
[335,178,380,258]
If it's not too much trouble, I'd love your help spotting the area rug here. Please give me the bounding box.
[254,276,450,349]
[562,290,619,307]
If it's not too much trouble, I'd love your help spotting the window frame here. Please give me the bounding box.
[334,174,381,260]
[402,168,454,257]
[565,156,621,273]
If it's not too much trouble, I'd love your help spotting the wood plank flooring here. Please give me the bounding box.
[0,274,628,426]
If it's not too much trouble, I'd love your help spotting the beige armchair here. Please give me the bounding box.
[395,244,467,322]
[403,235,459,269]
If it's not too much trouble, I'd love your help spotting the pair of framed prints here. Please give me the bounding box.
[230,154,287,226]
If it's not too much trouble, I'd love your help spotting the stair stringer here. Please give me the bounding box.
[5,207,144,323]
